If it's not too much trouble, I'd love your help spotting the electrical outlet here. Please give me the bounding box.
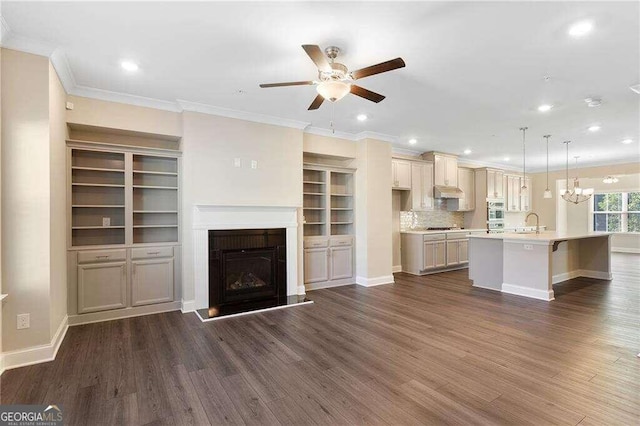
[523,244,534,251]
[251,160,258,169]
[17,313,30,329]
[234,158,241,168]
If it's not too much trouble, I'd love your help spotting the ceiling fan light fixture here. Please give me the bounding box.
[603,176,619,184]
[316,81,351,102]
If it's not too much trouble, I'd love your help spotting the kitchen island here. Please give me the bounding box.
[468,231,612,301]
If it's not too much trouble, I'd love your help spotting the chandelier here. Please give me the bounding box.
[561,141,593,204]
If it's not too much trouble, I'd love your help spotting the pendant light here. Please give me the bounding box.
[561,141,593,204]
[520,127,528,194]
[543,135,552,199]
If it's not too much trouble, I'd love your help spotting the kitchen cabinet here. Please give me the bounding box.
[77,261,127,313]
[506,175,521,211]
[431,154,458,187]
[487,169,504,199]
[392,159,411,190]
[446,240,460,266]
[458,240,469,264]
[424,240,446,270]
[448,167,475,211]
[520,177,532,212]
[131,257,174,306]
[409,162,434,211]
[329,246,353,280]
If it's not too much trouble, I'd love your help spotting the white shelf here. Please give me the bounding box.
[72,183,125,188]
[303,192,325,196]
[303,181,326,185]
[72,226,125,230]
[133,170,178,176]
[303,207,325,210]
[304,222,325,225]
[331,208,353,210]
[133,225,179,229]
[133,185,178,190]
[134,210,178,214]
[72,205,125,208]
[72,166,125,173]
[331,222,353,225]
[331,193,353,197]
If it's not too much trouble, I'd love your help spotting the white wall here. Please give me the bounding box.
[1,49,52,351]
[181,111,303,304]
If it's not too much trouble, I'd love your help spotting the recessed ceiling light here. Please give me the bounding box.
[584,98,602,107]
[588,125,601,132]
[356,114,367,121]
[538,104,553,112]
[503,157,510,162]
[463,149,472,155]
[121,61,139,72]
[621,139,633,144]
[408,139,417,145]
[631,84,640,95]
[568,20,593,38]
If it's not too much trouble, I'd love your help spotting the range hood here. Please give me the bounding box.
[434,185,464,199]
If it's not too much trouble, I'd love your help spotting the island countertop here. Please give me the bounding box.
[469,231,612,244]
[400,228,487,235]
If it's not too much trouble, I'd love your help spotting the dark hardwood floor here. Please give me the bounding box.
[2,253,638,425]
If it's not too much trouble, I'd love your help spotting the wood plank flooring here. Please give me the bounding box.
[2,253,638,425]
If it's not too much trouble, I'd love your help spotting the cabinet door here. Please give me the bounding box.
[458,168,475,211]
[494,171,504,199]
[507,176,521,211]
[132,258,174,306]
[410,163,424,211]
[78,261,127,313]
[445,157,458,187]
[433,156,446,186]
[458,240,469,264]
[434,241,447,268]
[487,170,497,199]
[423,163,434,209]
[520,177,531,212]
[423,242,435,269]
[394,160,412,189]
[329,246,353,280]
[446,240,459,266]
[304,248,329,283]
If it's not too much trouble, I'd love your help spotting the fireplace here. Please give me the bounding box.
[207,228,287,317]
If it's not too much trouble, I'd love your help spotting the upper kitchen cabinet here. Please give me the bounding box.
[486,169,504,200]
[505,174,532,212]
[447,167,475,211]
[392,159,412,190]
[422,152,458,187]
[407,161,434,211]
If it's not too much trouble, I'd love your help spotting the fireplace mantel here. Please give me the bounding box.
[192,205,301,309]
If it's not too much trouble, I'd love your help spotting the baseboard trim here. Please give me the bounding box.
[392,265,402,273]
[68,301,181,326]
[502,283,555,301]
[305,279,355,291]
[181,299,197,313]
[1,315,69,374]
[612,247,640,254]
[297,285,306,295]
[356,275,395,287]
[553,269,613,284]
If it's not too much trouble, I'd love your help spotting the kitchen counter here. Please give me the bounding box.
[468,232,613,301]
[400,228,487,235]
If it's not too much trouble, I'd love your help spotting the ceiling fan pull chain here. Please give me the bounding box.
[330,103,335,134]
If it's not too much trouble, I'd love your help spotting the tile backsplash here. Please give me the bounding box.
[400,199,465,230]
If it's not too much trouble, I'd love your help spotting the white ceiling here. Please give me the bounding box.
[2,1,639,171]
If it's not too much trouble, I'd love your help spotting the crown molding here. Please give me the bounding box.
[71,85,182,112]
[177,100,310,130]
[355,130,398,143]
[1,28,57,57]
[458,157,522,172]
[50,48,77,93]
[391,146,423,156]
[0,14,10,45]
[303,126,357,141]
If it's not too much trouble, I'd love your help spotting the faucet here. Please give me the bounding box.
[525,212,540,234]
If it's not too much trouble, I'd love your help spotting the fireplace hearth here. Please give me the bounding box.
[202,228,292,318]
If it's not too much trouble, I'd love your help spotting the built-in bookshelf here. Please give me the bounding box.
[69,144,180,247]
[302,166,354,237]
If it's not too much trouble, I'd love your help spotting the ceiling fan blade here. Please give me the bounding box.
[302,45,332,73]
[350,85,385,103]
[308,94,325,110]
[351,58,406,80]
[259,81,314,88]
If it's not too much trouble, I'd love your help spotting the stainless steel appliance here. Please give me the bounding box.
[487,199,505,231]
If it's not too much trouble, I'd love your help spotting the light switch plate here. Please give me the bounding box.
[251,160,258,169]
[102,217,111,227]
[17,313,30,329]
[234,158,241,168]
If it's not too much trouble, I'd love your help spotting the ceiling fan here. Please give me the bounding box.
[259,45,405,110]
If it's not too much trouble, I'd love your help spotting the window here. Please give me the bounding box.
[593,192,640,232]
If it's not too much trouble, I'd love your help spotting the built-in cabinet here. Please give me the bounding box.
[408,161,434,211]
[403,231,476,275]
[506,174,531,212]
[391,159,412,190]
[423,153,458,187]
[447,167,475,212]
[303,165,355,289]
[423,238,446,270]
[486,169,504,199]
[67,140,181,320]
